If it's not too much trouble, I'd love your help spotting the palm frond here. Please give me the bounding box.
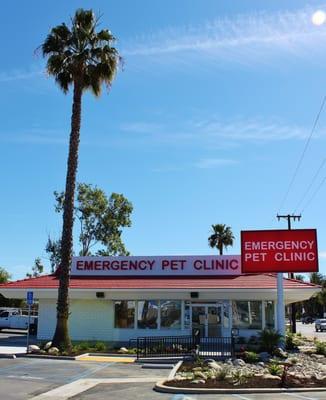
[41,8,120,95]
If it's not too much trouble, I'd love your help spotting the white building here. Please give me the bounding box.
[0,255,319,343]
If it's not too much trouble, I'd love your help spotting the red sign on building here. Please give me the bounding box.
[241,229,318,273]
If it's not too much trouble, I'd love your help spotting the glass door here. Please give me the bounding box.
[191,306,206,337]
[191,304,222,337]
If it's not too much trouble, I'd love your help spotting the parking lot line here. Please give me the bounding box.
[284,392,319,400]
[67,362,113,382]
[232,394,253,400]
[31,377,163,400]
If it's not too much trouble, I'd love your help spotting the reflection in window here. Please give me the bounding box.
[114,301,135,328]
[232,301,262,330]
[184,301,191,329]
[161,300,181,329]
[137,300,159,329]
[265,301,275,329]
[223,302,230,328]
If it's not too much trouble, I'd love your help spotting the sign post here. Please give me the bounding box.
[241,229,318,340]
[26,291,33,353]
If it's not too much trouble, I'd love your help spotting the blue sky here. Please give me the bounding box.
[1,0,326,280]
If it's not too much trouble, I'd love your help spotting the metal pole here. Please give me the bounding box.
[277,214,301,334]
[277,273,286,339]
[26,305,31,353]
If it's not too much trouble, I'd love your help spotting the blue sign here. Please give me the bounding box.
[26,291,33,305]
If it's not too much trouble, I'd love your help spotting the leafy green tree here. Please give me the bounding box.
[208,224,234,255]
[26,258,44,278]
[45,237,62,273]
[41,8,121,351]
[53,183,132,257]
[0,267,11,283]
[300,273,326,317]
[0,267,23,308]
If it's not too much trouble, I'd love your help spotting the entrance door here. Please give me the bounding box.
[192,305,222,337]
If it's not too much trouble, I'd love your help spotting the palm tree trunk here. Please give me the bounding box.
[52,80,83,351]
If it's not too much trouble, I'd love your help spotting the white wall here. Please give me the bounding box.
[38,299,113,341]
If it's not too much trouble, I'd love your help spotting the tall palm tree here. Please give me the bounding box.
[41,9,120,350]
[208,224,234,255]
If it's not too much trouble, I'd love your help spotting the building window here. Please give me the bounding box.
[223,301,230,328]
[264,301,275,329]
[114,301,135,328]
[137,300,159,329]
[184,301,191,329]
[160,300,181,329]
[232,301,262,330]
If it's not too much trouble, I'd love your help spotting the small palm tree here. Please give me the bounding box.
[41,9,120,351]
[208,224,234,255]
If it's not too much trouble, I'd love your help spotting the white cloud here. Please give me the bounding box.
[195,158,238,169]
[198,117,314,142]
[122,5,326,65]
[0,69,43,83]
[319,251,326,259]
[120,122,162,134]
[0,129,68,145]
[119,116,318,146]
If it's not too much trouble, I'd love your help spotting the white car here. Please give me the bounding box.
[315,319,326,332]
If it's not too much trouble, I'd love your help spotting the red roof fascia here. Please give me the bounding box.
[0,273,319,290]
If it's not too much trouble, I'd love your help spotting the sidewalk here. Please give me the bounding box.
[0,345,26,355]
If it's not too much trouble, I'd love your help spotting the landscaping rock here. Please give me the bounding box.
[28,345,41,354]
[274,347,288,358]
[311,354,325,360]
[190,379,205,384]
[47,347,59,356]
[257,362,265,368]
[44,341,52,350]
[194,371,207,380]
[207,361,222,371]
[118,347,129,354]
[233,358,246,367]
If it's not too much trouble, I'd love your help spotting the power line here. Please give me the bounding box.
[300,174,326,214]
[278,95,326,213]
[293,157,326,214]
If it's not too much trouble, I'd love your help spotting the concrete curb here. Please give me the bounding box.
[154,381,326,394]
[0,354,17,359]
[16,353,84,360]
[154,359,326,394]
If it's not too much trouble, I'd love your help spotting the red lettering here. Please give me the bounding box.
[76,261,83,270]
[102,261,110,270]
[193,260,202,270]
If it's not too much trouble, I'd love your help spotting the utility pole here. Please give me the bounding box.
[277,214,301,334]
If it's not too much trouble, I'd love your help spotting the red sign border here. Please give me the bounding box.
[241,228,319,274]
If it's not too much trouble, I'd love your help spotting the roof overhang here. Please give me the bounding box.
[0,286,320,304]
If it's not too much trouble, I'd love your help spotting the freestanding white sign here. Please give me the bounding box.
[71,255,242,276]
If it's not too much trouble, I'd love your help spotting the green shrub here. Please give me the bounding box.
[267,362,283,376]
[216,366,229,381]
[243,351,259,363]
[315,340,326,356]
[77,341,91,351]
[231,370,253,385]
[259,329,283,354]
[94,342,107,352]
[285,333,298,351]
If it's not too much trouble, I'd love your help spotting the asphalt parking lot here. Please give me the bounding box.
[1,357,326,400]
[1,326,326,399]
